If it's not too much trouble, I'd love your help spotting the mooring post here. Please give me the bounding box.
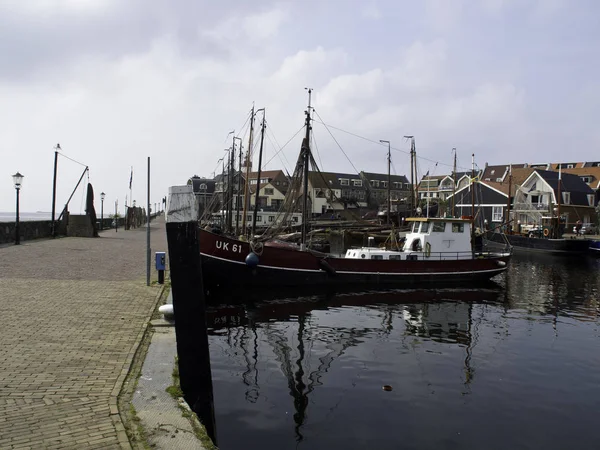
[165,185,217,444]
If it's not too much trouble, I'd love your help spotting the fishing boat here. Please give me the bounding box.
[166,91,511,296]
[195,217,510,295]
[482,167,592,256]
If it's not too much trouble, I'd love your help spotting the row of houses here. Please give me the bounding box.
[420,161,600,229]
[186,159,600,228]
[188,169,412,219]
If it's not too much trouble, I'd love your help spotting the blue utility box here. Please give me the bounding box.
[156,252,166,270]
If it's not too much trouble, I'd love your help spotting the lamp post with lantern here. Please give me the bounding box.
[12,172,24,245]
[100,192,105,230]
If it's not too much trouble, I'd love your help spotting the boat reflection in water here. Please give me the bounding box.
[205,287,500,449]
[199,253,600,450]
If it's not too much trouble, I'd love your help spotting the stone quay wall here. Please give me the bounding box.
[0,220,53,244]
[0,217,126,244]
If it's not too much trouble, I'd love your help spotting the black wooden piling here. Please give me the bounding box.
[166,221,217,444]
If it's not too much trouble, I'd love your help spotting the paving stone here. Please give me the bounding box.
[0,218,167,449]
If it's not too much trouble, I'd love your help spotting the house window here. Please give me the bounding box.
[562,192,570,205]
[492,206,503,222]
[275,181,280,185]
[490,170,495,175]
[496,178,502,182]
[250,179,258,185]
[353,179,362,187]
[371,180,379,187]
[268,215,275,222]
[452,223,464,233]
[382,181,388,188]
[264,188,274,195]
[256,215,262,222]
[340,178,349,186]
[581,176,591,183]
[357,190,365,200]
[432,222,446,232]
[530,195,539,204]
[567,164,574,169]
[292,216,299,222]
[588,195,595,207]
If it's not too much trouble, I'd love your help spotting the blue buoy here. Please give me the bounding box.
[245,252,259,268]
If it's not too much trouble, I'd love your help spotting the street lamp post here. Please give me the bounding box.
[12,172,24,245]
[100,192,105,230]
[379,140,392,225]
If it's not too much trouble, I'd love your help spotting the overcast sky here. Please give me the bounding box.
[2,0,599,214]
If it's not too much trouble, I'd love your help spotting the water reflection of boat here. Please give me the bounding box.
[208,288,501,444]
[205,286,503,330]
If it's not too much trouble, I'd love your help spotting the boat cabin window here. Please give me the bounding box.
[371,255,383,260]
[452,222,464,233]
[411,222,418,232]
[411,239,422,251]
[432,222,446,232]
[420,222,429,233]
[389,254,402,260]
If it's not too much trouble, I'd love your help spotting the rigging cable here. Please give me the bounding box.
[58,152,87,168]
[311,116,473,172]
[265,122,293,173]
[262,124,305,170]
[312,110,361,176]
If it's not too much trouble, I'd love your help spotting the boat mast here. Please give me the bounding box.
[471,153,475,238]
[404,136,415,214]
[387,142,391,224]
[228,133,235,233]
[242,106,255,235]
[506,165,512,233]
[452,148,457,217]
[471,154,475,218]
[235,139,242,236]
[557,164,562,237]
[412,138,418,213]
[221,157,225,228]
[251,110,266,237]
[301,88,312,249]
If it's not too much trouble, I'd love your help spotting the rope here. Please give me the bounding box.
[58,152,87,168]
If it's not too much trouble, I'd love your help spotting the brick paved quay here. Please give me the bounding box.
[0,218,167,449]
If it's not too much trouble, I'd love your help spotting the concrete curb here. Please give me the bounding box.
[113,283,166,449]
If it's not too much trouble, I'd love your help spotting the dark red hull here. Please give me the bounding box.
[197,228,510,294]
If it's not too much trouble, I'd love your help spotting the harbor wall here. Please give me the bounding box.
[0,220,53,244]
[0,217,127,244]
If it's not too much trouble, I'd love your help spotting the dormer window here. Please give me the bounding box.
[562,192,570,205]
[340,178,349,186]
[353,179,363,187]
[588,194,595,207]
[490,170,495,175]
[567,164,574,169]
[371,180,379,187]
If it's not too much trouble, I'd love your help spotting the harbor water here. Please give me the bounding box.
[200,253,600,449]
